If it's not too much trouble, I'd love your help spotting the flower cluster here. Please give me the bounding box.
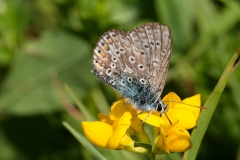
[82,92,201,154]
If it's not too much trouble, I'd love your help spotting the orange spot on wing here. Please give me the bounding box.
[97,63,103,68]
[100,52,106,58]
[108,39,113,44]
[104,45,109,51]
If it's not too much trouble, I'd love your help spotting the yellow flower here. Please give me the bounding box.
[162,92,201,129]
[137,92,201,154]
[82,101,149,153]
[82,92,201,155]
[110,100,151,144]
[154,120,192,154]
[82,111,133,150]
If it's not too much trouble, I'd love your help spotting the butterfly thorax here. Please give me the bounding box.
[117,81,160,111]
[127,96,167,113]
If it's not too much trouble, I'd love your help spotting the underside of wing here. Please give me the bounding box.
[127,23,172,98]
[92,22,172,105]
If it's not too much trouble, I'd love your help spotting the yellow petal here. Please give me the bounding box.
[107,125,130,149]
[181,94,201,120]
[109,100,125,120]
[167,108,196,129]
[162,92,181,107]
[130,116,144,133]
[137,112,165,127]
[120,134,134,146]
[127,127,135,135]
[131,117,151,143]
[106,112,132,149]
[155,126,170,154]
[98,113,114,125]
[126,104,138,115]
[82,121,112,148]
[161,116,179,134]
[112,111,132,130]
[167,128,192,152]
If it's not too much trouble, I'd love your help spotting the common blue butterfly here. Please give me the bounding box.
[92,23,172,114]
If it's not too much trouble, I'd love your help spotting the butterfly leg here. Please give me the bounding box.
[162,104,172,125]
[140,110,153,125]
[118,102,128,118]
[131,111,144,120]
[163,112,172,125]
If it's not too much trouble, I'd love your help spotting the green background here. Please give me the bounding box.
[0,0,239,159]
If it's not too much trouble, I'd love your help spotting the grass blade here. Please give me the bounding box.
[183,47,240,160]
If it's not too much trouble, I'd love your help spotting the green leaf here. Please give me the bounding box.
[0,30,95,115]
[64,84,95,121]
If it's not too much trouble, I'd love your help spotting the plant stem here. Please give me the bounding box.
[150,152,156,160]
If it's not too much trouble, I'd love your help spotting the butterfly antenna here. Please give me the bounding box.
[162,112,172,125]
[163,100,207,109]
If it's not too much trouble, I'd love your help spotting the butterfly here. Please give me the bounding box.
[92,22,172,115]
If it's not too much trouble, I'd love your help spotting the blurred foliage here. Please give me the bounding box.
[0,0,239,160]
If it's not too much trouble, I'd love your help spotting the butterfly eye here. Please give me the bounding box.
[157,103,163,112]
